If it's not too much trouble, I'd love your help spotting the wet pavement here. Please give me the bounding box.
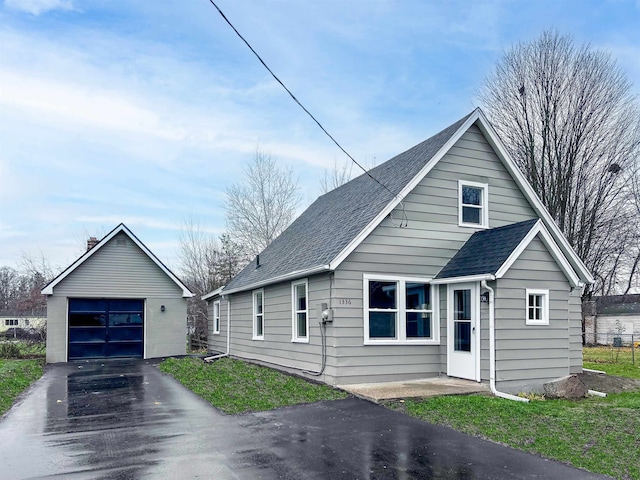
[0,359,607,480]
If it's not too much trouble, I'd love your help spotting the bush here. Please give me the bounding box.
[0,342,22,359]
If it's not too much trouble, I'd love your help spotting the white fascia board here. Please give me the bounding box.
[41,223,194,298]
[431,274,496,285]
[202,286,225,301]
[494,220,581,287]
[474,110,594,284]
[221,265,331,296]
[329,109,482,270]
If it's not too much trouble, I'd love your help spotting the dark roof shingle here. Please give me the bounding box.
[435,219,539,279]
[224,111,475,292]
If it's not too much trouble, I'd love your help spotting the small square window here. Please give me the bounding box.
[459,181,488,228]
[526,289,549,325]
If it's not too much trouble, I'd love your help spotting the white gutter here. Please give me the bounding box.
[204,295,231,362]
[482,280,529,403]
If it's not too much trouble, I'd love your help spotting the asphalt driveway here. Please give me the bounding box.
[0,359,606,480]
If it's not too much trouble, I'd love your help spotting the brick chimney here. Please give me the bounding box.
[87,237,99,251]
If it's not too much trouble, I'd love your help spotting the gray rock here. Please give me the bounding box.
[543,375,588,399]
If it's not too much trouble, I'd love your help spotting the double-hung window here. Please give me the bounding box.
[213,300,221,334]
[364,275,438,344]
[526,289,549,325]
[253,289,264,340]
[459,180,488,228]
[291,279,309,342]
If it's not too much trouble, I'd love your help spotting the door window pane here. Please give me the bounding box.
[108,299,144,312]
[109,313,143,326]
[454,289,471,320]
[68,299,107,313]
[69,313,106,327]
[454,321,471,352]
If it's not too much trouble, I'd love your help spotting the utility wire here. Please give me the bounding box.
[207,0,407,223]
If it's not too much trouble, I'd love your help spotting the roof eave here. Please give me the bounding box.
[202,286,225,301]
[431,274,496,284]
[222,265,331,295]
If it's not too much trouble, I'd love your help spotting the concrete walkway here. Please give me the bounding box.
[0,359,607,479]
[340,376,489,402]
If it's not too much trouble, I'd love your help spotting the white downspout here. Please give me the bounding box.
[204,295,230,362]
[482,280,529,403]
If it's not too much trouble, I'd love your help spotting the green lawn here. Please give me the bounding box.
[400,392,638,479]
[584,345,640,378]
[393,346,640,479]
[159,357,348,414]
[0,359,44,416]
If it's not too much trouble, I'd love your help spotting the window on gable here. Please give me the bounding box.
[526,289,549,325]
[253,290,264,340]
[213,300,221,334]
[292,280,309,342]
[459,181,488,228]
[364,275,438,344]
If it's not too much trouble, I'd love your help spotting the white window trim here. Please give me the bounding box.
[291,279,310,343]
[525,288,549,325]
[363,274,439,345]
[252,289,264,340]
[212,300,221,335]
[458,180,489,228]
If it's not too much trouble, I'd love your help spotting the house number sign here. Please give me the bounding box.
[337,298,352,305]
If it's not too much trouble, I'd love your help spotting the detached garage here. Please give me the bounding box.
[42,224,193,363]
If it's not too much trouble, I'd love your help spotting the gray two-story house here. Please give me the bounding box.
[204,108,593,394]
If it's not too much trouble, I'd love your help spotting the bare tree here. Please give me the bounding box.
[478,30,640,297]
[226,148,301,256]
[320,159,354,194]
[177,218,246,342]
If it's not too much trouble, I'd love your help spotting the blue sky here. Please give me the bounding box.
[1,0,639,273]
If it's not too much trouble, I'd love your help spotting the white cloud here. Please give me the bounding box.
[0,70,187,142]
[4,0,74,15]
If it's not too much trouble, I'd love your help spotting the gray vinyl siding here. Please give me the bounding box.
[221,274,334,382]
[494,236,573,393]
[46,295,67,363]
[46,232,187,363]
[330,125,538,384]
[207,296,228,354]
[52,233,182,298]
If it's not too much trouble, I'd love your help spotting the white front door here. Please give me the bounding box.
[447,283,479,381]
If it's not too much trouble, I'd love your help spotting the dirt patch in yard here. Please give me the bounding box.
[577,371,640,394]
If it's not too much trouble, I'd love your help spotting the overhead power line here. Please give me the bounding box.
[207,0,407,224]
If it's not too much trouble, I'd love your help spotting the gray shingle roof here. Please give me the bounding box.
[435,219,539,279]
[223,111,475,293]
